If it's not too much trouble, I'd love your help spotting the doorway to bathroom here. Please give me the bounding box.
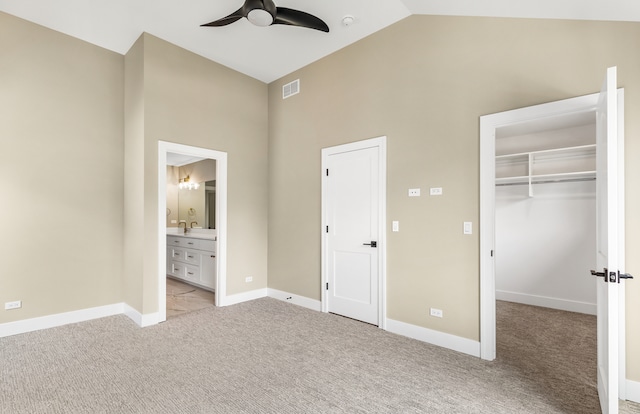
[158,141,228,322]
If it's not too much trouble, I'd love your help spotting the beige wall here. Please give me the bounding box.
[123,36,145,311]
[180,159,216,184]
[267,15,640,380]
[126,34,269,310]
[0,12,124,322]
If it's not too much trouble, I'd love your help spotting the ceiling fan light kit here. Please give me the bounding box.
[247,9,273,26]
[201,0,329,32]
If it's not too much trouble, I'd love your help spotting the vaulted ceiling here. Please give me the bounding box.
[1,0,638,83]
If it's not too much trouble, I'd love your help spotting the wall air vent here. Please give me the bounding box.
[282,79,300,99]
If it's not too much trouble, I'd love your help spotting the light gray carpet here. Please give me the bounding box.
[1,299,639,413]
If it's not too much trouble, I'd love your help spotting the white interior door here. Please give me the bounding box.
[322,139,384,325]
[594,66,620,414]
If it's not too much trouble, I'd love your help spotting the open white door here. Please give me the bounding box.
[593,66,621,414]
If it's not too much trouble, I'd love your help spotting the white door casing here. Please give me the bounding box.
[321,136,386,327]
[158,141,228,322]
[479,69,625,403]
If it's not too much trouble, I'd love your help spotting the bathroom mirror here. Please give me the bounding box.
[175,181,215,229]
[166,156,216,229]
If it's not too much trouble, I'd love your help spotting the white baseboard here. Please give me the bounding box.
[496,290,596,315]
[264,290,478,358]
[221,288,268,306]
[123,304,160,328]
[386,318,481,358]
[0,303,125,338]
[627,379,640,403]
[267,288,322,311]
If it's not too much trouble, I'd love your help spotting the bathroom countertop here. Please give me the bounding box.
[166,229,217,240]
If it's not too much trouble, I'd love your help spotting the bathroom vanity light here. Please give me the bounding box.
[178,175,200,190]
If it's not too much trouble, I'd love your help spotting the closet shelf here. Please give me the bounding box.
[495,171,596,186]
[496,143,596,196]
[495,144,596,160]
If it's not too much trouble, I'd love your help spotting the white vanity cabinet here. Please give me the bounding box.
[167,235,216,291]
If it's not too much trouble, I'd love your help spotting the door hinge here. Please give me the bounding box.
[326,282,329,290]
[326,169,329,176]
[491,250,494,257]
[326,225,329,233]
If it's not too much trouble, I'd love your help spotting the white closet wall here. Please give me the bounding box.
[495,181,596,314]
[495,123,597,315]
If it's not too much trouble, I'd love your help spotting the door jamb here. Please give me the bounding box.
[320,136,387,329]
[479,92,626,398]
[158,141,228,322]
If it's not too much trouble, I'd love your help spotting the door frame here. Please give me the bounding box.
[321,136,387,328]
[479,92,626,397]
[158,141,228,322]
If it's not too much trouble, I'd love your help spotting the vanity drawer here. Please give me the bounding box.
[183,250,199,264]
[167,236,201,250]
[170,262,186,278]
[167,236,182,247]
[182,238,200,249]
[170,247,185,261]
[184,264,200,282]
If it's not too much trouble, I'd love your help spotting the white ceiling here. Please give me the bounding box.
[1,0,639,83]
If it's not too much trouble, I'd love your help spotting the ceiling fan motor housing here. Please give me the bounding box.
[245,0,276,26]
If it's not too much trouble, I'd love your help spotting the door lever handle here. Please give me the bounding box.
[363,241,377,248]
[592,269,634,283]
[618,271,634,281]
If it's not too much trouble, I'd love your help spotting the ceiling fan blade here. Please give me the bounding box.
[273,7,329,32]
[201,8,245,27]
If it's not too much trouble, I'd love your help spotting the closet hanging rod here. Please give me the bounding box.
[495,177,596,187]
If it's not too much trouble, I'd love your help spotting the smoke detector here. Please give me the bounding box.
[342,15,355,27]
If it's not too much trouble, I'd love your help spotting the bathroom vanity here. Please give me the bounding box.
[166,231,216,291]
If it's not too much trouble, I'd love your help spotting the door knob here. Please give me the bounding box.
[363,241,377,248]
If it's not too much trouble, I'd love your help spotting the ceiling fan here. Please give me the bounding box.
[201,0,330,33]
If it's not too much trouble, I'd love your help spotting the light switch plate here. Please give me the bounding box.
[463,222,472,235]
[430,187,443,196]
[392,221,399,232]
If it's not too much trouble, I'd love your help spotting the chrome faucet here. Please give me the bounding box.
[178,221,187,234]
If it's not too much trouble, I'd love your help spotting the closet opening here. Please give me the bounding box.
[479,86,627,405]
[494,110,597,315]
[494,111,599,407]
